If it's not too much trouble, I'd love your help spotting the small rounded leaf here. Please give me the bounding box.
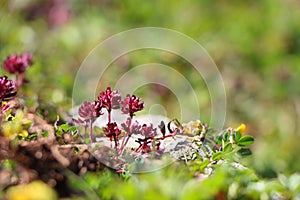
[223,143,233,153]
[234,131,242,142]
[215,135,223,145]
[223,131,230,142]
[237,148,252,156]
[199,159,210,171]
[237,135,254,146]
[212,152,223,161]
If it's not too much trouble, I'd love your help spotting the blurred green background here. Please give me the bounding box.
[0,0,299,176]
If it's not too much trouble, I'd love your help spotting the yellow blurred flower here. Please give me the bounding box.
[6,180,57,200]
[18,130,29,138]
[2,110,32,139]
[236,123,246,134]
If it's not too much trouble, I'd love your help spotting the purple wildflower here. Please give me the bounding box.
[2,53,33,74]
[104,122,122,150]
[0,76,17,103]
[97,87,121,123]
[121,117,141,136]
[73,101,103,142]
[121,94,144,118]
[77,101,102,122]
[98,87,121,111]
[140,124,157,138]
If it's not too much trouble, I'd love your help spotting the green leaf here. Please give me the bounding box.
[69,126,77,132]
[212,152,223,161]
[215,135,223,145]
[237,148,252,156]
[60,123,69,132]
[56,130,63,137]
[237,135,254,146]
[199,159,210,171]
[93,126,103,135]
[28,133,37,140]
[2,159,16,170]
[42,131,49,137]
[223,143,232,153]
[84,137,90,144]
[234,131,242,142]
[223,131,230,142]
[72,146,79,154]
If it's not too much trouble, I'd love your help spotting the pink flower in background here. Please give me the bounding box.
[77,101,102,122]
[121,117,141,136]
[2,53,33,74]
[73,101,103,142]
[140,124,157,138]
[2,53,33,87]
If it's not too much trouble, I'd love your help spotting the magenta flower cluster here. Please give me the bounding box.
[0,76,17,103]
[2,53,33,87]
[98,87,122,112]
[0,76,18,115]
[121,94,144,118]
[2,53,32,74]
[74,87,179,157]
[73,101,103,141]
[104,122,122,149]
[73,87,144,144]
[0,53,31,116]
[0,53,32,111]
[78,101,102,122]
